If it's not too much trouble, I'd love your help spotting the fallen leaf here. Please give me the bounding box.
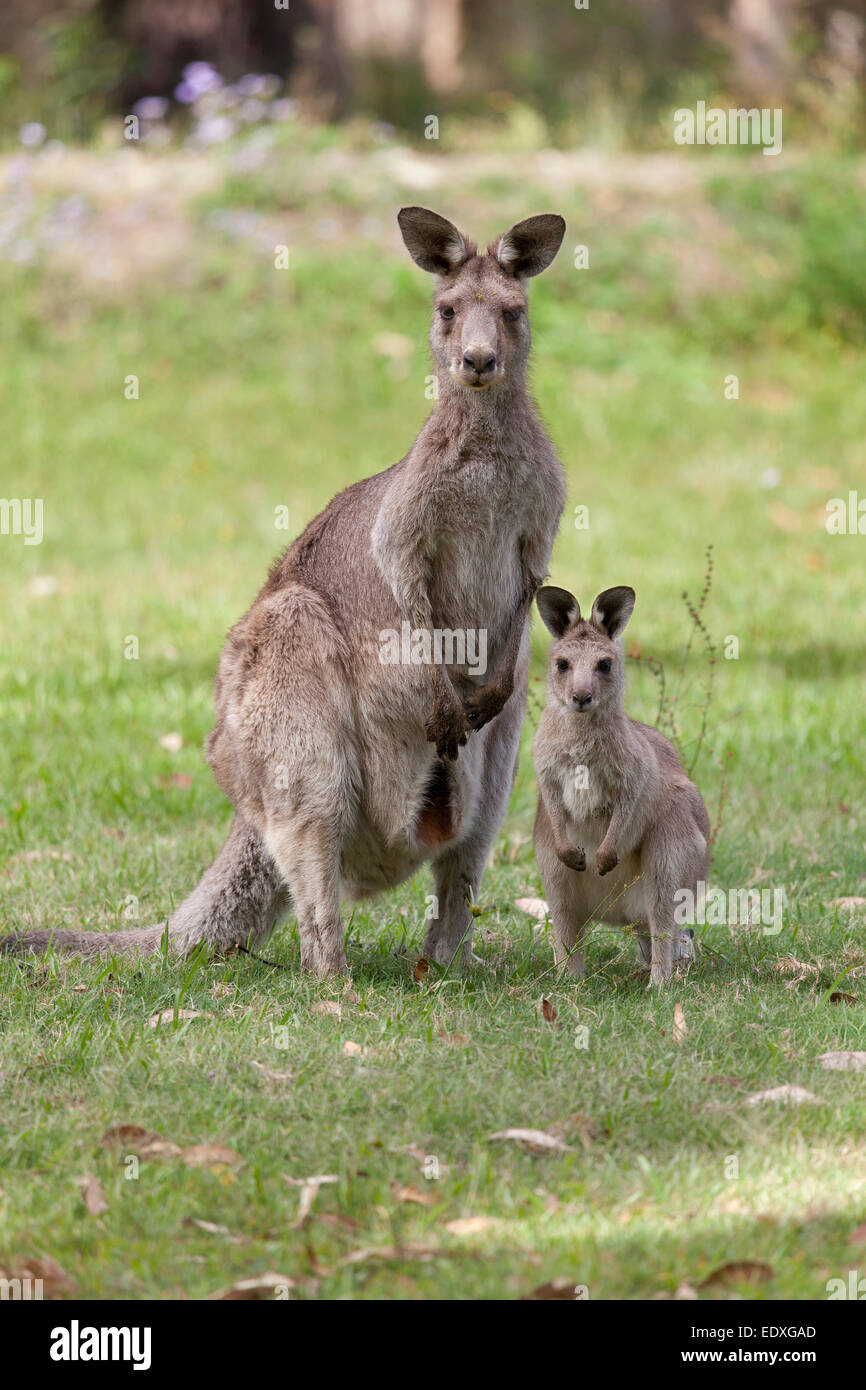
[342,1244,455,1266]
[213,1272,296,1300]
[186,1218,247,1244]
[0,1255,74,1298]
[147,1008,210,1028]
[414,957,430,983]
[138,1139,183,1159]
[817,1051,866,1071]
[342,1040,373,1058]
[437,1031,470,1046]
[835,897,866,913]
[541,998,558,1025]
[390,1181,433,1207]
[488,1128,571,1153]
[75,1174,108,1216]
[310,1001,342,1018]
[546,1113,596,1150]
[699,1260,774,1291]
[514,897,549,921]
[100,1124,160,1151]
[673,1002,687,1044]
[444,1216,502,1236]
[745,1085,824,1107]
[181,1144,244,1168]
[250,1060,293,1082]
[829,991,858,1005]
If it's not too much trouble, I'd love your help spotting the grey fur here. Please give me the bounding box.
[532,585,710,986]
[3,208,567,976]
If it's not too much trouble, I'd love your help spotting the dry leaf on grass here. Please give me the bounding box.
[818,1051,866,1071]
[285,1173,338,1224]
[0,1255,75,1298]
[437,1031,470,1047]
[188,1218,234,1237]
[100,1124,160,1151]
[390,1181,433,1207]
[541,998,558,1025]
[139,1139,183,1159]
[834,897,866,913]
[514,897,549,921]
[414,957,430,983]
[488,1128,572,1153]
[250,1060,293,1083]
[75,1174,107,1216]
[342,1244,458,1266]
[443,1216,502,1236]
[829,991,858,1005]
[147,1008,211,1028]
[342,1040,374,1058]
[699,1260,774,1291]
[181,1144,244,1168]
[673,1002,687,1044]
[745,1085,824,1107]
[310,1001,342,1018]
[546,1113,596,1150]
[212,1272,296,1300]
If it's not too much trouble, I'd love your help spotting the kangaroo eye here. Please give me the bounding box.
[503,307,521,322]
[439,306,455,320]
[556,658,569,673]
[597,659,612,674]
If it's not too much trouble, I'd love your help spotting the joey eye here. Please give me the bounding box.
[439,306,454,320]
[503,307,522,322]
[555,658,569,674]
[597,659,612,675]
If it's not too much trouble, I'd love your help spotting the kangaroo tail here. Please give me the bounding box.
[1,817,288,961]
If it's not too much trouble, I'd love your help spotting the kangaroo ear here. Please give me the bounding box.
[590,587,635,639]
[398,207,472,275]
[493,214,566,278]
[536,586,581,638]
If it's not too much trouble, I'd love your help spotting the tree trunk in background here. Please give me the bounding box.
[332,0,464,93]
[728,0,794,98]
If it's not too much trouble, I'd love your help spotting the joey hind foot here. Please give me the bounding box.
[556,843,586,873]
[596,846,619,876]
[426,699,468,761]
[462,679,512,734]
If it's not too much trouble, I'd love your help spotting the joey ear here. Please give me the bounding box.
[493,213,566,278]
[397,207,472,275]
[536,586,581,638]
[590,586,635,639]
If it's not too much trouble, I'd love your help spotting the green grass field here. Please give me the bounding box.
[1,133,865,1299]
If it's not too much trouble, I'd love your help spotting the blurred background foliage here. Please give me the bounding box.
[0,0,865,148]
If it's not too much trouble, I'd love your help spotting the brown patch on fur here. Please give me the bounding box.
[415,761,456,847]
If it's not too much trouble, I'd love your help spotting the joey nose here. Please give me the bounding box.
[462,348,496,375]
[572,690,593,710]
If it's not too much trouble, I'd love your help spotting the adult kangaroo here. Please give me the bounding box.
[3,208,567,975]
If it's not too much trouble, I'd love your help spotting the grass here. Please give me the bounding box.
[1,135,865,1300]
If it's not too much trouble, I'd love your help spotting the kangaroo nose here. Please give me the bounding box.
[463,349,496,374]
[572,689,593,710]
